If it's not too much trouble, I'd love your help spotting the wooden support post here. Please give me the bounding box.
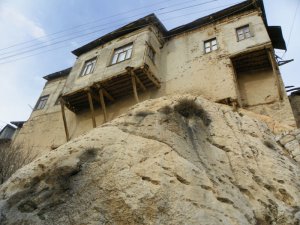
[131,74,139,103]
[267,49,283,100]
[135,75,146,91]
[87,90,97,128]
[99,88,108,122]
[126,67,139,103]
[60,99,70,141]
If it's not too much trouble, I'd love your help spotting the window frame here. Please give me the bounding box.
[148,45,156,64]
[236,25,252,42]
[34,95,49,110]
[110,43,133,65]
[80,57,97,77]
[204,38,218,54]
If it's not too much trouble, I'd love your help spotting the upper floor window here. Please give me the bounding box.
[148,46,156,63]
[236,25,251,41]
[34,95,49,110]
[111,43,133,65]
[204,38,218,53]
[81,57,97,76]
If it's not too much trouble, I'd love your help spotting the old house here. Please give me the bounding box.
[13,0,296,156]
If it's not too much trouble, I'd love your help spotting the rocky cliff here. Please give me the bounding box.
[0,95,299,225]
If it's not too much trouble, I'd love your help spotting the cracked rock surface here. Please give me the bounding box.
[0,95,299,225]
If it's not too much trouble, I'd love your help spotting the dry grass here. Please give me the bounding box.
[174,99,211,126]
[0,140,36,184]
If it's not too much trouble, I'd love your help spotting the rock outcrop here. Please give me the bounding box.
[0,95,299,225]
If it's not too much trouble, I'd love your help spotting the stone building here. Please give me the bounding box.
[290,91,300,128]
[13,0,296,156]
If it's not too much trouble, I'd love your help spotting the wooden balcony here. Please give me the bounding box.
[59,64,160,141]
[62,64,160,113]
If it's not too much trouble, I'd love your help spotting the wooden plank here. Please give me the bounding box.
[144,68,161,88]
[87,91,97,128]
[102,88,115,102]
[134,75,146,91]
[60,99,70,141]
[267,49,283,100]
[126,67,139,103]
[99,89,108,122]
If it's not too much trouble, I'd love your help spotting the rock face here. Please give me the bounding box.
[0,95,299,225]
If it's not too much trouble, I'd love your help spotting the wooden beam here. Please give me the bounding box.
[87,91,97,128]
[126,67,139,103]
[60,99,70,141]
[143,67,161,88]
[94,83,115,102]
[102,88,115,102]
[99,89,108,122]
[267,49,283,100]
[134,74,146,91]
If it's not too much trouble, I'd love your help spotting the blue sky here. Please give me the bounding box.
[0,0,299,129]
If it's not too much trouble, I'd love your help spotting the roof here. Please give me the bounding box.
[43,67,72,81]
[10,121,25,128]
[72,0,286,57]
[0,124,16,140]
[72,14,167,56]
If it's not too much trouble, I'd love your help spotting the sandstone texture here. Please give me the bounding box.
[0,95,299,225]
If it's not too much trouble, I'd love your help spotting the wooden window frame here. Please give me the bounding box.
[34,95,49,110]
[80,57,97,77]
[204,38,218,54]
[148,45,156,63]
[111,43,133,65]
[236,25,251,41]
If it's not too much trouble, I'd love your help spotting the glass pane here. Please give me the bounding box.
[204,42,210,48]
[211,39,217,45]
[86,64,92,74]
[111,53,118,64]
[118,52,126,62]
[238,34,245,40]
[205,47,211,53]
[212,45,218,51]
[244,26,250,33]
[237,29,243,35]
[245,32,251,38]
[125,48,132,59]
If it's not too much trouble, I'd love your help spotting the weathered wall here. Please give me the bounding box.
[64,27,163,95]
[237,69,278,106]
[13,76,68,156]
[290,94,300,128]
[13,10,296,157]
[158,11,271,101]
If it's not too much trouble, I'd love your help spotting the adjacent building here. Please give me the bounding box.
[13,0,297,156]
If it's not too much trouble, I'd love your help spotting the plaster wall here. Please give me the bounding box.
[13,11,297,156]
[157,11,271,101]
[237,69,278,106]
[290,95,300,128]
[63,27,163,95]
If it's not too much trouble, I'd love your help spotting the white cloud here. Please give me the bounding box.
[0,6,46,39]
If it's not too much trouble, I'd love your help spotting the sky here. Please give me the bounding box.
[0,0,299,129]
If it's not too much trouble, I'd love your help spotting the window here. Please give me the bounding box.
[204,38,218,53]
[111,43,133,65]
[236,25,251,41]
[81,58,97,76]
[148,46,156,63]
[34,95,49,110]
